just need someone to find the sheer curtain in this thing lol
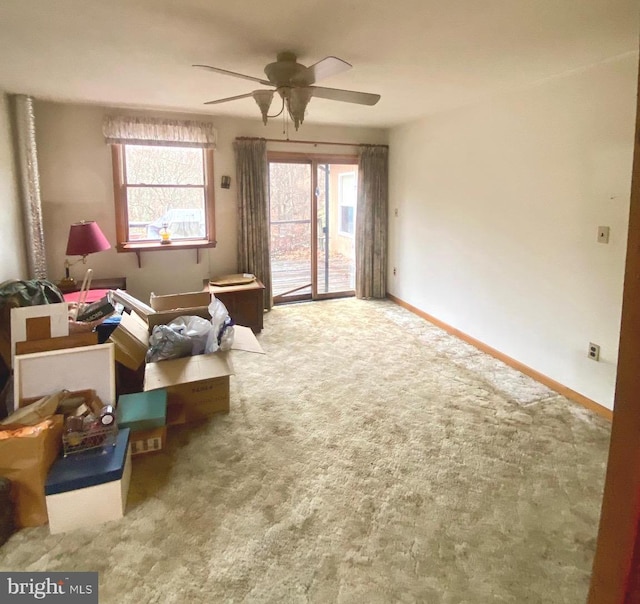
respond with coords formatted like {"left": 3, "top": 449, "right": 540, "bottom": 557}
{"left": 355, "top": 145, "right": 388, "bottom": 299}
{"left": 233, "top": 138, "right": 272, "bottom": 311}
{"left": 103, "top": 115, "right": 217, "bottom": 148}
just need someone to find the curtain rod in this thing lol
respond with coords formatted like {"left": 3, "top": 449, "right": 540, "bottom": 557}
{"left": 235, "top": 136, "right": 388, "bottom": 148}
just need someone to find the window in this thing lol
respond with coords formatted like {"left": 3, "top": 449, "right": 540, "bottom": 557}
{"left": 338, "top": 172, "right": 357, "bottom": 236}
{"left": 111, "top": 143, "right": 216, "bottom": 251}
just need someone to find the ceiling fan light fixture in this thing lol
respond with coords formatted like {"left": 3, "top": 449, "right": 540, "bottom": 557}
{"left": 287, "top": 87, "right": 313, "bottom": 131}
{"left": 252, "top": 90, "right": 275, "bottom": 125}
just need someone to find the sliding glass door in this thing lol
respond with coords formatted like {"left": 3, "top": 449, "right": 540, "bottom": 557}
{"left": 269, "top": 153, "right": 357, "bottom": 304}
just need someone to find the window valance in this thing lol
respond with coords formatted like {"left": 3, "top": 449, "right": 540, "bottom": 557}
{"left": 103, "top": 116, "right": 217, "bottom": 148}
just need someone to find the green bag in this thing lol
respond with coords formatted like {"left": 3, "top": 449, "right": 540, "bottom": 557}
{"left": 0, "top": 279, "right": 65, "bottom": 371}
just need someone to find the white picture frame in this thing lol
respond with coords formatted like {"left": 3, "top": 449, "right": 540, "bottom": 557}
{"left": 13, "top": 343, "right": 115, "bottom": 412}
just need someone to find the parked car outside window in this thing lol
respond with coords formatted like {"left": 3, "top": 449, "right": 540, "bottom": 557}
{"left": 146, "top": 208, "right": 206, "bottom": 240}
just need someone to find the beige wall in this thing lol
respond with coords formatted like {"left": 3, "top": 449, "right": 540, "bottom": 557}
{"left": 388, "top": 53, "right": 638, "bottom": 409}
{"left": 0, "top": 93, "right": 27, "bottom": 282}
{"left": 33, "top": 101, "right": 387, "bottom": 301}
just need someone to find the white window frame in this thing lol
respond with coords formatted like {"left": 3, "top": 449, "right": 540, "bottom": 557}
{"left": 338, "top": 171, "right": 357, "bottom": 237}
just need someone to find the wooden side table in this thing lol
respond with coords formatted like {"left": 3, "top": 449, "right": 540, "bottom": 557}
{"left": 204, "top": 279, "right": 265, "bottom": 333}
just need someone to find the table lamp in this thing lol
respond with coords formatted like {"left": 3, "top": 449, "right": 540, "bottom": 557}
{"left": 59, "top": 221, "right": 111, "bottom": 289}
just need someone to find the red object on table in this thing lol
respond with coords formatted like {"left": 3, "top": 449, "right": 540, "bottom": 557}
{"left": 63, "top": 289, "right": 111, "bottom": 304}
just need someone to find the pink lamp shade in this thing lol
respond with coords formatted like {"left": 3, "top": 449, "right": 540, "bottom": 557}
{"left": 65, "top": 221, "right": 111, "bottom": 257}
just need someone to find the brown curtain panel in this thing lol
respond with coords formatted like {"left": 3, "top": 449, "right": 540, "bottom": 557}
{"left": 356, "top": 145, "right": 388, "bottom": 299}
{"left": 233, "top": 138, "right": 272, "bottom": 311}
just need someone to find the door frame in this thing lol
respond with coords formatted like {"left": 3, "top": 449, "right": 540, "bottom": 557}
{"left": 268, "top": 151, "right": 358, "bottom": 303}
{"left": 588, "top": 57, "right": 640, "bottom": 602}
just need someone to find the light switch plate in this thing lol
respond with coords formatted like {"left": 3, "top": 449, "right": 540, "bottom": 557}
{"left": 597, "top": 226, "right": 610, "bottom": 244}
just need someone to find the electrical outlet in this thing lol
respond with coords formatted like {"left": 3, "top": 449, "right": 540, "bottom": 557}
{"left": 597, "top": 226, "right": 610, "bottom": 244}
{"left": 393, "top": 267, "right": 397, "bottom": 276}
{"left": 588, "top": 342, "right": 600, "bottom": 361}
{"left": 394, "top": 208, "right": 399, "bottom": 217}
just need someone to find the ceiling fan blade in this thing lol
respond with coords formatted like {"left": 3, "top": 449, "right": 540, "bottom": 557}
{"left": 193, "top": 64, "right": 272, "bottom": 87}
{"left": 308, "top": 56, "right": 352, "bottom": 84}
{"left": 204, "top": 92, "right": 256, "bottom": 105}
{"left": 310, "top": 86, "right": 381, "bottom": 106}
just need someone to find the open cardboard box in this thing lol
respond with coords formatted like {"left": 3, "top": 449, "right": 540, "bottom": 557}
{"left": 150, "top": 291, "right": 210, "bottom": 312}
{"left": 109, "top": 291, "right": 264, "bottom": 424}
{"left": 147, "top": 291, "right": 212, "bottom": 331}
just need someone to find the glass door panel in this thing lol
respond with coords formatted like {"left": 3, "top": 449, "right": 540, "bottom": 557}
{"left": 269, "top": 162, "right": 313, "bottom": 303}
{"left": 315, "top": 163, "right": 357, "bottom": 297}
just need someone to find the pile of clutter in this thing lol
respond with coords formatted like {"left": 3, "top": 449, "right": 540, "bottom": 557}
{"left": 0, "top": 282, "right": 263, "bottom": 539}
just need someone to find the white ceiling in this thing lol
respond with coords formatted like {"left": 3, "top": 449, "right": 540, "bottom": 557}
{"left": 0, "top": 0, "right": 637, "bottom": 129}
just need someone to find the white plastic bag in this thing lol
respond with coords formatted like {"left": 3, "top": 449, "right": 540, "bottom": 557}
{"left": 146, "top": 299, "right": 234, "bottom": 362}
{"left": 146, "top": 315, "right": 215, "bottom": 362}
{"left": 146, "top": 324, "right": 192, "bottom": 362}
{"left": 208, "top": 296, "right": 235, "bottom": 352}
{"left": 167, "top": 315, "right": 214, "bottom": 355}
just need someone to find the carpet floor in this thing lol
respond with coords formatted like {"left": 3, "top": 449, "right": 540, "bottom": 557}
{"left": 1, "top": 298, "right": 611, "bottom": 603}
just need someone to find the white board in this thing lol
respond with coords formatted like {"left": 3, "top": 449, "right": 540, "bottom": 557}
{"left": 10, "top": 303, "right": 69, "bottom": 366}
{"left": 13, "top": 343, "right": 115, "bottom": 413}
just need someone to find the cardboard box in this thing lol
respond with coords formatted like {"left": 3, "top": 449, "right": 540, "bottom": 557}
{"left": 44, "top": 428, "right": 131, "bottom": 534}
{"left": 130, "top": 426, "right": 166, "bottom": 456}
{"left": 150, "top": 291, "right": 211, "bottom": 312}
{"left": 108, "top": 293, "right": 264, "bottom": 423}
{"left": 148, "top": 291, "right": 212, "bottom": 333}
{"left": 144, "top": 349, "right": 233, "bottom": 419}
{"left": 160, "top": 374, "right": 230, "bottom": 419}
{"left": 166, "top": 403, "right": 186, "bottom": 426}
{"left": 110, "top": 311, "right": 149, "bottom": 371}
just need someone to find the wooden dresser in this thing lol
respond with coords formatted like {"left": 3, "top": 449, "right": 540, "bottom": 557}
{"left": 204, "top": 279, "right": 265, "bottom": 333}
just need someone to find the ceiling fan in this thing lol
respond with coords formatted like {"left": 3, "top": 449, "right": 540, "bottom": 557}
{"left": 193, "top": 52, "right": 381, "bottom": 130}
